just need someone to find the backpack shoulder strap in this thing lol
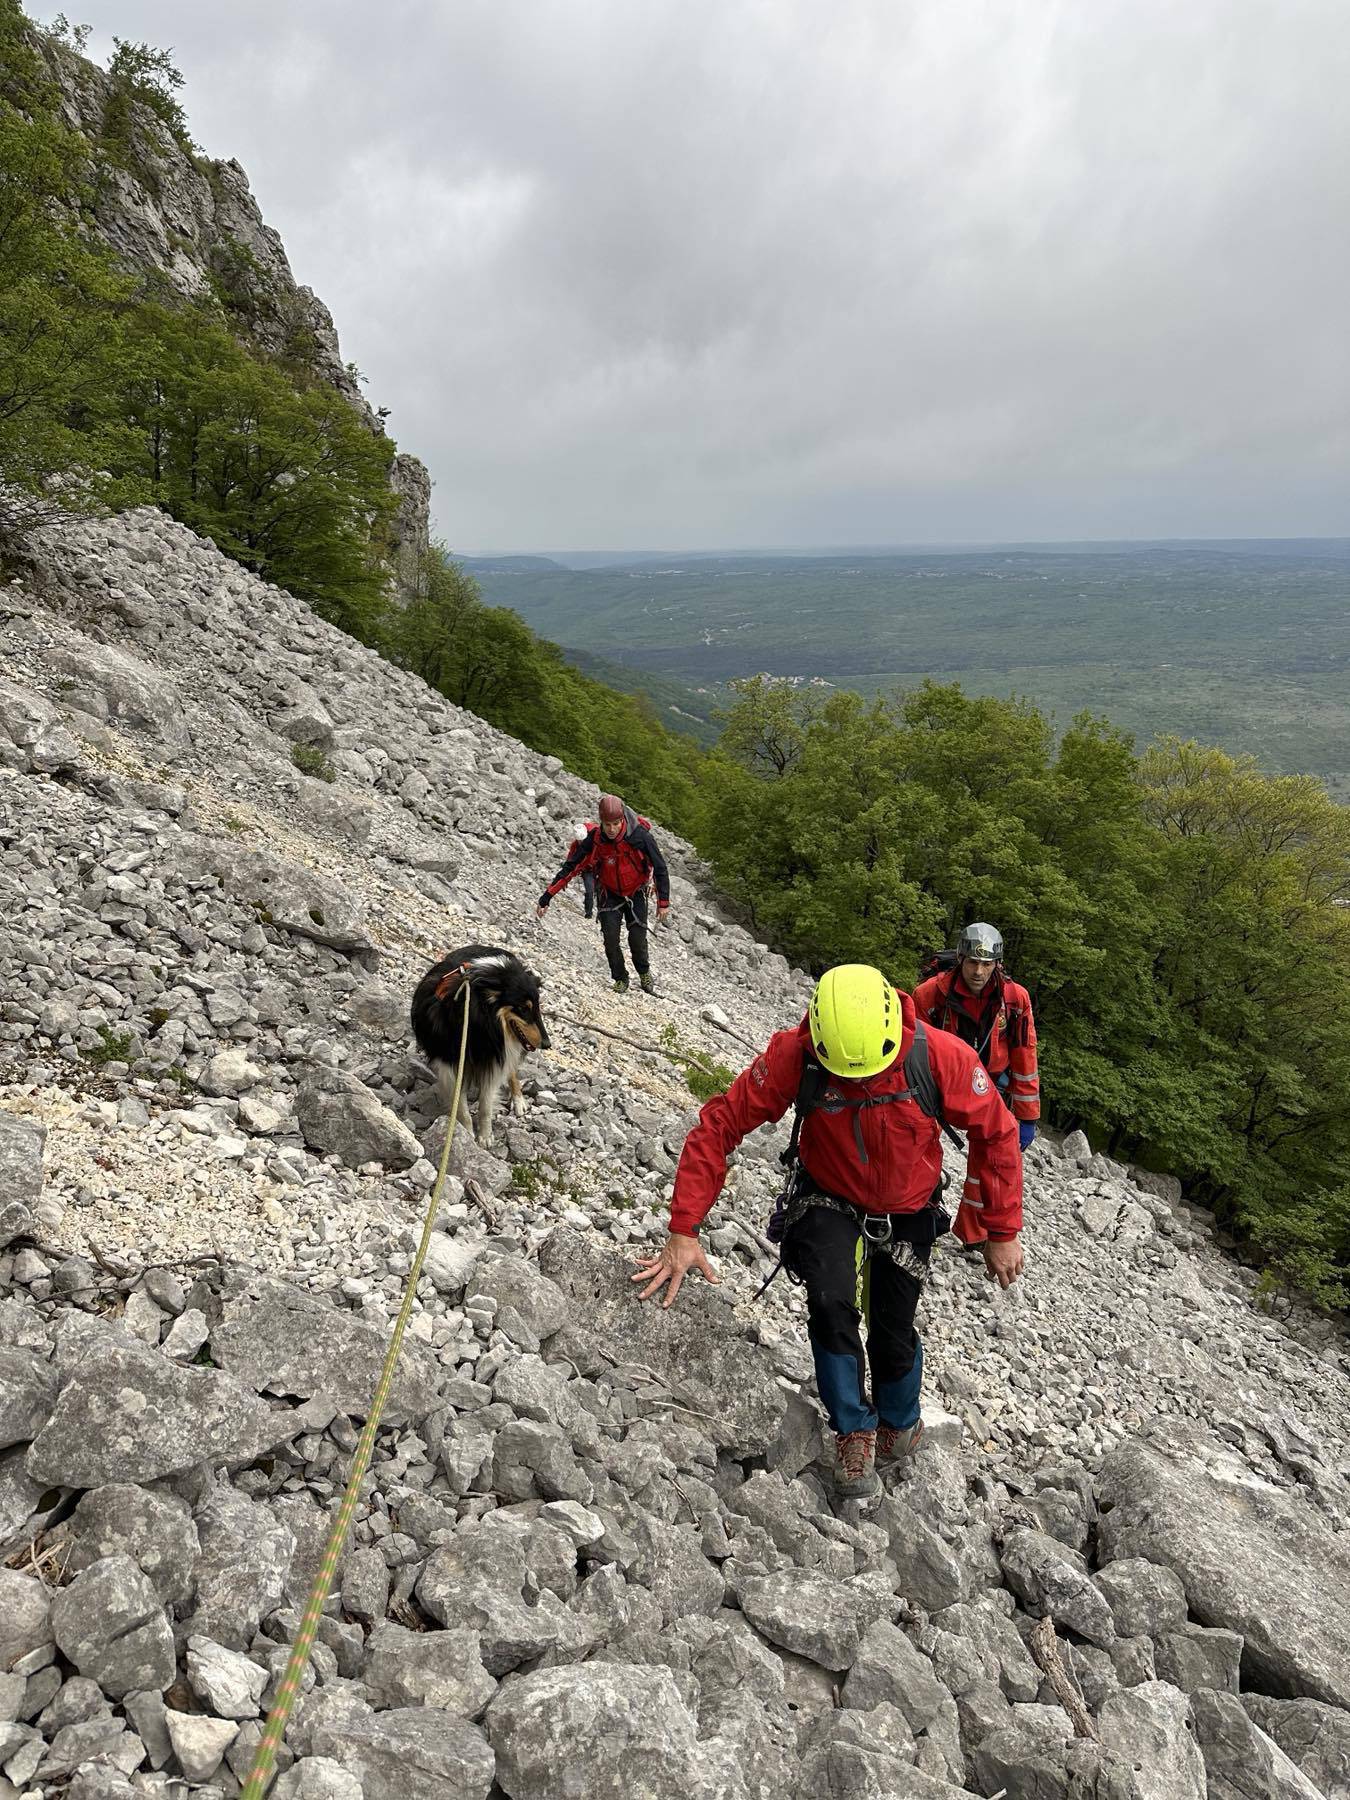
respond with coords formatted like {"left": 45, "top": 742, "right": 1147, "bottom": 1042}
{"left": 903, "top": 1021, "right": 966, "bottom": 1151}
{"left": 780, "top": 1054, "right": 828, "bottom": 1169}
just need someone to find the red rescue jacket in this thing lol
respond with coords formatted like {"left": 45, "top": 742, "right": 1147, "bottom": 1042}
{"left": 669, "top": 991, "right": 1022, "bottom": 1242}
{"left": 543, "top": 806, "right": 671, "bottom": 906}
{"left": 913, "top": 969, "right": 1040, "bottom": 1122}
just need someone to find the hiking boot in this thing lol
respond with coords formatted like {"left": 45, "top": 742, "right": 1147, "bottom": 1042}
{"left": 612, "top": 977, "right": 630, "bottom": 995}
{"left": 877, "top": 1419, "right": 925, "bottom": 1464}
{"left": 832, "top": 1429, "right": 879, "bottom": 1499}
{"left": 639, "top": 972, "right": 656, "bottom": 994}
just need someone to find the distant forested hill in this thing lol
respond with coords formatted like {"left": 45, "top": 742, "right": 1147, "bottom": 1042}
{"left": 467, "top": 541, "right": 1350, "bottom": 797}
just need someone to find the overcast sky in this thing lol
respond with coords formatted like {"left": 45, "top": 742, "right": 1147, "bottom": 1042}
{"left": 63, "top": 0, "right": 1350, "bottom": 552}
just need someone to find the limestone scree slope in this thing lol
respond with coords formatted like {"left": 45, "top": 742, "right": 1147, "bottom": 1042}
{"left": 1, "top": 503, "right": 1349, "bottom": 1798}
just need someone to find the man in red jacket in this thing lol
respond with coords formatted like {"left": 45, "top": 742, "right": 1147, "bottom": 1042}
{"left": 914, "top": 922, "right": 1040, "bottom": 1164}
{"left": 538, "top": 794, "right": 671, "bottom": 994}
{"left": 633, "top": 964, "right": 1023, "bottom": 1499}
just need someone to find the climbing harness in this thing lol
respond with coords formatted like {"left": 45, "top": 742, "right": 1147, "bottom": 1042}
{"left": 756, "top": 1022, "right": 958, "bottom": 1300}
{"left": 241, "top": 976, "right": 474, "bottom": 1800}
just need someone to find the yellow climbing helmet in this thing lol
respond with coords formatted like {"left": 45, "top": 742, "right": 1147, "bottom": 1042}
{"left": 808, "top": 964, "right": 902, "bottom": 1079}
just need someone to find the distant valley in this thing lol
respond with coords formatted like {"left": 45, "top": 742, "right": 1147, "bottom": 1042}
{"left": 464, "top": 540, "right": 1350, "bottom": 797}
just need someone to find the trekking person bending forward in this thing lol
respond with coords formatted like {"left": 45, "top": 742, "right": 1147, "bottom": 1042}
{"left": 634, "top": 964, "right": 1023, "bottom": 1498}
{"left": 537, "top": 794, "right": 671, "bottom": 994}
{"left": 914, "top": 921, "right": 1040, "bottom": 1161}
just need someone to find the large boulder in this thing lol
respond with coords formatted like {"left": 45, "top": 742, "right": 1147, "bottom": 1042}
{"left": 50, "top": 1555, "right": 176, "bottom": 1698}
{"left": 47, "top": 640, "right": 188, "bottom": 744}
{"left": 295, "top": 1068, "right": 421, "bottom": 1169}
{"left": 485, "top": 1663, "right": 744, "bottom": 1799}
{"left": 1098, "top": 1682, "right": 1207, "bottom": 1799}
{"left": 0, "top": 1111, "right": 44, "bottom": 1214}
{"left": 1098, "top": 1427, "right": 1350, "bottom": 1706}
{"left": 208, "top": 1271, "right": 440, "bottom": 1424}
{"left": 0, "top": 1345, "right": 59, "bottom": 1451}
{"left": 736, "top": 1569, "right": 892, "bottom": 1671}
{"left": 538, "top": 1228, "right": 788, "bottom": 1455}
{"left": 0, "top": 678, "right": 79, "bottom": 774}
{"left": 26, "top": 1319, "right": 287, "bottom": 1487}
{"left": 1241, "top": 1696, "right": 1350, "bottom": 1798}
{"left": 1193, "top": 1689, "right": 1327, "bottom": 1799}
{"left": 312, "top": 1707, "right": 494, "bottom": 1800}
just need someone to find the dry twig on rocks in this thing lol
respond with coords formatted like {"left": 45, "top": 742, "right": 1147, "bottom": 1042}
{"left": 1029, "top": 1614, "right": 1098, "bottom": 1740}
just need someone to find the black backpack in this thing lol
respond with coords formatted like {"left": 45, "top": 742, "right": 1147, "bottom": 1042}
{"left": 780, "top": 1020, "right": 964, "bottom": 1169}
{"left": 917, "top": 946, "right": 961, "bottom": 985}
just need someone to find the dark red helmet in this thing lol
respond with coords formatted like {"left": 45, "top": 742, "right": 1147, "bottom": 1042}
{"left": 598, "top": 794, "right": 625, "bottom": 824}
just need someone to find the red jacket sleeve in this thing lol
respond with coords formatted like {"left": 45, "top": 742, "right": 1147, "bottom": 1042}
{"left": 926, "top": 1029, "right": 1024, "bottom": 1241}
{"left": 1005, "top": 981, "right": 1040, "bottom": 1121}
{"left": 542, "top": 829, "right": 598, "bottom": 903}
{"left": 668, "top": 1027, "right": 804, "bottom": 1236}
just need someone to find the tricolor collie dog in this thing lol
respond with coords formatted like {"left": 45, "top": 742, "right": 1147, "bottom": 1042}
{"left": 411, "top": 946, "right": 551, "bottom": 1147}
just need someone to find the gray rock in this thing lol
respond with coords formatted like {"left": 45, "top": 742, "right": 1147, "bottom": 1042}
{"left": 1000, "top": 1528, "right": 1116, "bottom": 1647}
{"left": 475, "top": 1250, "right": 571, "bottom": 1341}
{"left": 209, "top": 1272, "right": 440, "bottom": 1424}
{"left": 0, "top": 1568, "right": 52, "bottom": 1665}
{"left": 1094, "top": 1557, "right": 1188, "bottom": 1638}
{"left": 877, "top": 1490, "right": 965, "bottom": 1612}
{"left": 936, "top": 1601, "right": 1041, "bottom": 1704}
{"left": 492, "top": 1418, "right": 593, "bottom": 1504}
{"left": 539, "top": 1229, "right": 786, "bottom": 1453}
{"left": 199, "top": 1049, "right": 264, "bottom": 1097}
{"left": 737, "top": 1569, "right": 891, "bottom": 1671}
{"left": 422, "top": 1232, "right": 481, "bottom": 1295}
{"left": 185, "top": 1637, "right": 268, "bottom": 1719}
{"left": 340, "top": 1544, "right": 390, "bottom": 1625}
{"left": 486, "top": 1663, "right": 743, "bottom": 1799}
{"left": 183, "top": 1485, "right": 295, "bottom": 1650}
{"left": 0, "top": 1112, "right": 44, "bottom": 1213}
{"left": 50, "top": 1555, "right": 175, "bottom": 1698}
{"left": 363, "top": 1623, "right": 495, "bottom": 1717}
{"left": 295, "top": 1067, "right": 420, "bottom": 1168}
{"left": 274, "top": 1756, "right": 364, "bottom": 1800}
{"left": 1192, "top": 1689, "right": 1326, "bottom": 1799}
{"left": 626, "top": 1517, "right": 724, "bottom": 1625}
{"left": 418, "top": 1529, "right": 564, "bottom": 1675}
{"left": 1061, "top": 1129, "right": 1091, "bottom": 1162}
{"left": 1153, "top": 1625, "right": 1244, "bottom": 1695}
{"left": 1098, "top": 1427, "right": 1350, "bottom": 1706}
{"left": 163, "top": 1708, "right": 238, "bottom": 1782}
{"left": 66, "top": 1484, "right": 201, "bottom": 1605}
{"left": 1241, "top": 1696, "right": 1350, "bottom": 1798}
{"left": 842, "top": 1620, "right": 954, "bottom": 1736}
{"left": 0, "top": 678, "right": 79, "bottom": 773}
{"left": 1098, "top": 1682, "right": 1206, "bottom": 1798}
{"left": 0, "top": 1346, "right": 59, "bottom": 1451}
{"left": 0, "top": 1200, "right": 33, "bottom": 1253}
{"left": 26, "top": 1322, "right": 282, "bottom": 1486}
{"left": 313, "top": 1706, "right": 495, "bottom": 1800}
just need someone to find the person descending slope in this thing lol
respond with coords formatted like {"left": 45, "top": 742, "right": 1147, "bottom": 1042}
{"left": 914, "top": 922, "right": 1040, "bottom": 1167}
{"left": 538, "top": 794, "right": 671, "bottom": 994}
{"left": 633, "top": 965, "right": 1023, "bottom": 1498}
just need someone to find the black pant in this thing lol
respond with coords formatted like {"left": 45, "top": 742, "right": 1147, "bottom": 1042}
{"left": 582, "top": 869, "right": 597, "bottom": 917}
{"left": 598, "top": 889, "right": 648, "bottom": 980}
{"left": 783, "top": 1197, "right": 935, "bottom": 1435}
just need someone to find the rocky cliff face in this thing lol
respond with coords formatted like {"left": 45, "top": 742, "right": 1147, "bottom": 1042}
{"left": 0, "top": 506, "right": 1348, "bottom": 1796}
{"left": 35, "top": 29, "right": 432, "bottom": 593}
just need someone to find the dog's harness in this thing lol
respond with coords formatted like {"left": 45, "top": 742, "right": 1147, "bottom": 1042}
{"left": 433, "top": 960, "right": 476, "bottom": 1001}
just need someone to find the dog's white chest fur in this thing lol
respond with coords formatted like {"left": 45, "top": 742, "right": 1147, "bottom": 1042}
{"left": 434, "top": 1030, "right": 526, "bottom": 1147}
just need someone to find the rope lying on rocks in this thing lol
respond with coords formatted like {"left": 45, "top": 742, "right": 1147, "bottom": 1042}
{"left": 240, "top": 978, "right": 473, "bottom": 1800}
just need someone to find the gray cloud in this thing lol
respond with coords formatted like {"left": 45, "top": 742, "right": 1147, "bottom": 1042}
{"left": 67, "top": 0, "right": 1350, "bottom": 549}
